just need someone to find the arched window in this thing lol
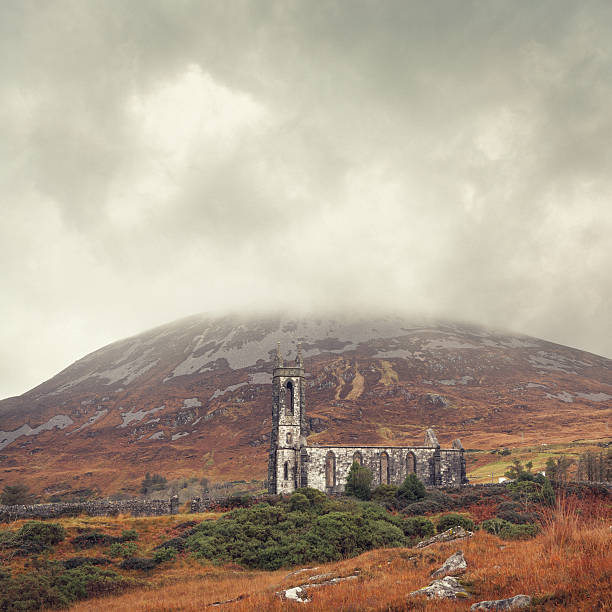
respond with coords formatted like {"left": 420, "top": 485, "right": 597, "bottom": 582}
{"left": 325, "top": 451, "right": 336, "bottom": 489}
{"left": 380, "top": 452, "right": 389, "bottom": 485}
{"left": 285, "top": 380, "right": 294, "bottom": 415}
{"left": 284, "top": 462, "right": 289, "bottom": 480}
{"left": 352, "top": 451, "right": 363, "bottom": 465}
{"left": 286, "top": 432, "right": 292, "bottom": 445}
{"left": 406, "top": 452, "right": 416, "bottom": 475}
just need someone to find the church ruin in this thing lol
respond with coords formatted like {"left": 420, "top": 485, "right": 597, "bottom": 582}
{"left": 267, "top": 345, "right": 468, "bottom": 495}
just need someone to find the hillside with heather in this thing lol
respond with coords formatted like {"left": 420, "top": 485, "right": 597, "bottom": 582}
{"left": 0, "top": 314, "right": 610, "bottom": 497}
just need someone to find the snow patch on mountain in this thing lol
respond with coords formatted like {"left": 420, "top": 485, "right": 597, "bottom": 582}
{"left": 66, "top": 409, "right": 108, "bottom": 435}
{"left": 119, "top": 405, "right": 165, "bottom": 428}
{"left": 0, "top": 415, "right": 74, "bottom": 449}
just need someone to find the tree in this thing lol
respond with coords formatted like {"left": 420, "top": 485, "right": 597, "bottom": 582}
{"left": 140, "top": 473, "right": 167, "bottom": 495}
{"left": 505, "top": 459, "right": 534, "bottom": 481}
{"left": 344, "top": 462, "right": 373, "bottom": 500}
{"left": 1, "top": 484, "right": 35, "bottom": 505}
{"left": 397, "top": 474, "right": 426, "bottom": 504}
{"left": 545, "top": 456, "right": 573, "bottom": 483}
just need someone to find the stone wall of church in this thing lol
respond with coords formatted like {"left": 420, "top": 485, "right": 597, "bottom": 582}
{"left": 300, "top": 445, "right": 464, "bottom": 494}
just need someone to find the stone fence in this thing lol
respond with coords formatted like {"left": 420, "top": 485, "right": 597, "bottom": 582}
{"left": 0, "top": 495, "right": 180, "bottom": 523}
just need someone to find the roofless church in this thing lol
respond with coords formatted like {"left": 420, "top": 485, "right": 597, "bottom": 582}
{"left": 267, "top": 345, "right": 468, "bottom": 495}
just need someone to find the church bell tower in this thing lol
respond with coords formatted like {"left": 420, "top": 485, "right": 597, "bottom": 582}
{"left": 267, "top": 343, "right": 306, "bottom": 494}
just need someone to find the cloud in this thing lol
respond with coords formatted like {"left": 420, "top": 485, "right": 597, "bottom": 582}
{"left": 1, "top": 1, "right": 611, "bottom": 398}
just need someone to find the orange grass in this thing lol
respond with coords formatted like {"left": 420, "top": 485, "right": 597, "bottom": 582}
{"left": 65, "top": 502, "right": 612, "bottom": 612}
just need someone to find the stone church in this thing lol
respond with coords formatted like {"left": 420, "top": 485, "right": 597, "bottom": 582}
{"left": 267, "top": 345, "right": 468, "bottom": 495}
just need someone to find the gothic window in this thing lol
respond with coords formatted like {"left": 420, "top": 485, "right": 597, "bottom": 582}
{"left": 352, "top": 451, "right": 362, "bottom": 465}
{"left": 285, "top": 380, "right": 294, "bottom": 415}
{"left": 406, "top": 452, "right": 416, "bottom": 475}
{"left": 380, "top": 452, "right": 389, "bottom": 485}
{"left": 325, "top": 451, "right": 336, "bottom": 489}
{"left": 286, "top": 432, "right": 292, "bottom": 445}
{"left": 284, "top": 462, "right": 289, "bottom": 480}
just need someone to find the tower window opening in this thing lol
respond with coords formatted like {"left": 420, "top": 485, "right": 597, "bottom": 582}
{"left": 285, "top": 380, "right": 294, "bottom": 415}
{"left": 286, "top": 432, "right": 292, "bottom": 445}
{"left": 284, "top": 462, "right": 289, "bottom": 480}
{"left": 353, "top": 451, "right": 362, "bottom": 465}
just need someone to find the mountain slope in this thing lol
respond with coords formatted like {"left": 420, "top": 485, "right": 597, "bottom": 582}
{"left": 0, "top": 314, "right": 610, "bottom": 496}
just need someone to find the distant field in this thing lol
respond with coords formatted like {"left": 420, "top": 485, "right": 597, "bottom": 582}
{"left": 466, "top": 440, "right": 609, "bottom": 483}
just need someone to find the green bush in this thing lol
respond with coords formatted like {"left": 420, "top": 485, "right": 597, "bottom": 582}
{"left": 71, "top": 531, "right": 119, "bottom": 550}
{"left": 371, "top": 484, "right": 398, "bottom": 506}
{"left": 108, "top": 541, "right": 138, "bottom": 558}
{"left": 62, "top": 557, "right": 111, "bottom": 569}
{"left": 119, "top": 557, "right": 157, "bottom": 571}
{"left": 344, "top": 462, "right": 373, "bottom": 500}
{"left": 120, "top": 529, "right": 138, "bottom": 541}
{"left": 0, "top": 562, "right": 130, "bottom": 611}
{"left": 153, "top": 547, "right": 177, "bottom": 564}
{"left": 436, "top": 513, "right": 474, "bottom": 533}
{"left": 396, "top": 474, "right": 426, "bottom": 504}
{"left": 403, "top": 499, "right": 442, "bottom": 515}
{"left": 401, "top": 516, "right": 435, "bottom": 542}
{"left": 481, "top": 518, "right": 539, "bottom": 540}
{"left": 3, "top": 522, "right": 67, "bottom": 555}
{"left": 187, "top": 496, "right": 408, "bottom": 570}
{"left": 289, "top": 492, "right": 310, "bottom": 512}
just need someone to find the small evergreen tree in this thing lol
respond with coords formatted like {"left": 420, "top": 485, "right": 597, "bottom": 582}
{"left": 396, "top": 473, "right": 426, "bottom": 504}
{"left": 344, "top": 462, "right": 373, "bottom": 500}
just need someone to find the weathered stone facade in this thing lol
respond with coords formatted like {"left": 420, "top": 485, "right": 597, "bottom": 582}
{"left": 268, "top": 346, "right": 467, "bottom": 494}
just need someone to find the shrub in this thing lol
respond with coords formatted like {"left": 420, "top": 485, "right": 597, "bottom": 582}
{"left": 109, "top": 541, "right": 138, "bottom": 558}
{"left": 345, "top": 462, "right": 373, "bottom": 500}
{"left": 154, "top": 537, "right": 187, "bottom": 552}
{"left": 7, "top": 522, "right": 67, "bottom": 555}
{"left": 187, "top": 496, "right": 407, "bottom": 570}
{"left": 120, "top": 529, "right": 138, "bottom": 541}
{"left": 396, "top": 474, "right": 426, "bottom": 504}
{"left": 153, "top": 547, "right": 177, "bottom": 564}
{"left": 62, "top": 557, "right": 111, "bottom": 569}
{"left": 289, "top": 492, "right": 310, "bottom": 512}
{"left": 0, "top": 562, "right": 130, "bottom": 611}
{"left": 119, "top": 557, "right": 157, "bottom": 571}
{"left": 403, "top": 499, "right": 442, "bottom": 515}
{"left": 71, "top": 532, "right": 119, "bottom": 550}
{"left": 401, "top": 516, "right": 435, "bottom": 541}
{"left": 496, "top": 509, "right": 540, "bottom": 525}
{"left": 372, "top": 484, "right": 398, "bottom": 506}
{"left": 481, "top": 518, "right": 539, "bottom": 540}
{"left": 423, "top": 489, "right": 455, "bottom": 510}
{"left": 436, "top": 513, "right": 474, "bottom": 532}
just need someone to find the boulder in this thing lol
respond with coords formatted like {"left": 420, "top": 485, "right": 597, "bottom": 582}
{"left": 416, "top": 526, "right": 473, "bottom": 548}
{"left": 431, "top": 551, "right": 467, "bottom": 578}
{"left": 410, "top": 576, "right": 469, "bottom": 599}
{"left": 470, "top": 595, "right": 531, "bottom": 610}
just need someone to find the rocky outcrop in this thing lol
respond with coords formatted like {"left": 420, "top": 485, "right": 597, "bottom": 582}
{"left": 431, "top": 551, "right": 467, "bottom": 578}
{"left": 276, "top": 570, "right": 361, "bottom": 603}
{"left": 416, "top": 526, "right": 473, "bottom": 548}
{"left": 410, "top": 576, "right": 469, "bottom": 599}
{"left": 470, "top": 595, "right": 532, "bottom": 610}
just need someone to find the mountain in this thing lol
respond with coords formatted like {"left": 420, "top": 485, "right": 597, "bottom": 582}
{"left": 0, "top": 314, "right": 610, "bottom": 497}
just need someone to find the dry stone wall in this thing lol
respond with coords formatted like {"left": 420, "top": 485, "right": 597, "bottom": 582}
{"left": 0, "top": 496, "right": 179, "bottom": 522}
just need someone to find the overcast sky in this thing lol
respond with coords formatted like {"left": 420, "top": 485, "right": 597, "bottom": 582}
{"left": 1, "top": 1, "right": 611, "bottom": 400}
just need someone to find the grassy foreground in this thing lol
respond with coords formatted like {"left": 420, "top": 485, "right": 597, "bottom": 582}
{"left": 0, "top": 490, "right": 610, "bottom": 611}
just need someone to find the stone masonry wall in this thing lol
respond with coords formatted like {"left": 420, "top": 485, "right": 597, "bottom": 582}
{"left": 302, "top": 446, "right": 463, "bottom": 494}
{"left": 0, "top": 497, "right": 179, "bottom": 523}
